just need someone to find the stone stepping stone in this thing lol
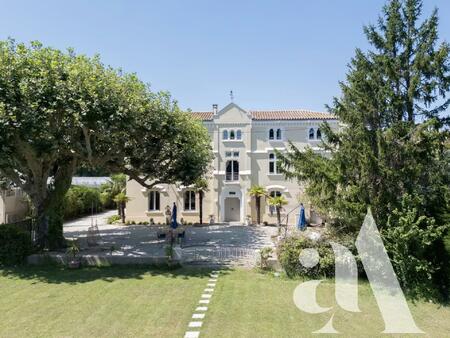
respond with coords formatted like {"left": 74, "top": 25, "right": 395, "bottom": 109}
{"left": 184, "top": 332, "right": 200, "bottom": 338}
{"left": 201, "top": 294, "right": 212, "bottom": 299}
{"left": 192, "top": 313, "right": 205, "bottom": 319}
{"left": 199, "top": 299, "right": 210, "bottom": 304}
{"left": 189, "top": 321, "right": 203, "bottom": 328}
{"left": 196, "top": 306, "right": 208, "bottom": 311}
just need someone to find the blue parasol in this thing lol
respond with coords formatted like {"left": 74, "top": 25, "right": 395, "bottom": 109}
{"left": 297, "top": 204, "right": 306, "bottom": 231}
{"left": 171, "top": 203, "right": 178, "bottom": 229}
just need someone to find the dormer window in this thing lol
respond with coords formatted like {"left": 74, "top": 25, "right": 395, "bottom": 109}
{"left": 309, "top": 128, "right": 315, "bottom": 140}
{"left": 230, "top": 130, "right": 235, "bottom": 140}
{"left": 269, "top": 129, "right": 274, "bottom": 140}
{"left": 223, "top": 130, "right": 228, "bottom": 140}
{"left": 236, "top": 129, "right": 242, "bottom": 140}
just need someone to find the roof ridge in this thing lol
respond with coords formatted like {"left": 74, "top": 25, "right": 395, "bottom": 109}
{"left": 189, "top": 109, "right": 336, "bottom": 121}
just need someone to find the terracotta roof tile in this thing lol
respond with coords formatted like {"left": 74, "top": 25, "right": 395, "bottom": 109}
{"left": 191, "top": 112, "right": 214, "bottom": 120}
{"left": 190, "top": 109, "right": 336, "bottom": 121}
{"left": 250, "top": 110, "right": 336, "bottom": 120}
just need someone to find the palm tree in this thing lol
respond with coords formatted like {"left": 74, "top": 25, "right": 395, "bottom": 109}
{"left": 113, "top": 192, "right": 130, "bottom": 223}
{"left": 194, "top": 178, "right": 209, "bottom": 224}
{"left": 249, "top": 185, "right": 267, "bottom": 225}
{"left": 268, "top": 195, "right": 288, "bottom": 231}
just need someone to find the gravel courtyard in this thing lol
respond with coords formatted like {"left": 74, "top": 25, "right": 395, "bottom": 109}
{"left": 63, "top": 210, "right": 277, "bottom": 266}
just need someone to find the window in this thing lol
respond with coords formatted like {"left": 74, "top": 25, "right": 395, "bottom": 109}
{"left": 184, "top": 190, "right": 196, "bottom": 211}
{"left": 236, "top": 129, "right": 242, "bottom": 140}
{"left": 148, "top": 191, "right": 160, "bottom": 211}
{"left": 309, "top": 128, "right": 315, "bottom": 140}
{"left": 316, "top": 128, "right": 322, "bottom": 140}
{"left": 226, "top": 160, "right": 239, "bottom": 181}
{"left": 276, "top": 128, "right": 282, "bottom": 140}
{"left": 223, "top": 130, "right": 228, "bottom": 140}
{"left": 225, "top": 151, "right": 239, "bottom": 158}
{"left": 269, "top": 153, "right": 277, "bottom": 174}
{"left": 269, "top": 128, "right": 274, "bottom": 140}
{"left": 229, "top": 130, "right": 235, "bottom": 140}
{"left": 270, "top": 190, "right": 282, "bottom": 198}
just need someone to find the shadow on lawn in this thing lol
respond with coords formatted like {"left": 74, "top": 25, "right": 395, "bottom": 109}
{"left": 0, "top": 264, "right": 231, "bottom": 285}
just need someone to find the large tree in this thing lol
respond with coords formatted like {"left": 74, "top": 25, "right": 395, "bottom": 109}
{"left": 0, "top": 40, "right": 212, "bottom": 248}
{"left": 278, "top": 0, "right": 450, "bottom": 298}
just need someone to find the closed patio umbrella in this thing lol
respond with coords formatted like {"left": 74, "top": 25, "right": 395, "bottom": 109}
{"left": 171, "top": 202, "right": 178, "bottom": 229}
{"left": 297, "top": 203, "right": 306, "bottom": 231}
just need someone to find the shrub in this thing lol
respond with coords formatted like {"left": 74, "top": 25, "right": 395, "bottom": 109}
{"left": 383, "top": 194, "right": 449, "bottom": 300}
{"left": 63, "top": 185, "right": 103, "bottom": 219}
{"left": 278, "top": 236, "right": 334, "bottom": 278}
{"left": 0, "top": 224, "right": 33, "bottom": 265}
{"left": 107, "top": 215, "right": 121, "bottom": 224}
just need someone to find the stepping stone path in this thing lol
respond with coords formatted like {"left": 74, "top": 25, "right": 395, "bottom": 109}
{"left": 184, "top": 270, "right": 220, "bottom": 338}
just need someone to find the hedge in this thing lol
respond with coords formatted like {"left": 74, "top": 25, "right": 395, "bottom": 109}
{"left": 0, "top": 224, "right": 33, "bottom": 265}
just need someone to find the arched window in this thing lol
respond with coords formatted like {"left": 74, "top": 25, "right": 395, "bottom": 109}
{"left": 230, "top": 130, "right": 235, "bottom": 140}
{"left": 226, "top": 160, "right": 239, "bottom": 181}
{"left": 223, "top": 130, "right": 228, "bottom": 140}
{"left": 316, "top": 128, "right": 322, "bottom": 140}
{"left": 269, "top": 153, "right": 277, "bottom": 174}
{"left": 276, "top": 128, "right": 282, "bottom": 140}
{"left": 309, "top": 128, "right": 315, "bottom": 140}
{"left": 269, "top": 128, "right": 274, "bottom": 140}
{"left": 148, "top": 191, "right": 160, "bottom": 211}
{"left": 184, "top": 190, "right": 196, "bottom": 211}
{"left": 236, "top": 129, "right": 242, "bottom": 140}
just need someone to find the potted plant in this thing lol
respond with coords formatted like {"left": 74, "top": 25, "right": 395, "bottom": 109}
{"left": 245, "top": 214, "right": 252, "bottom": 226}
{"left": 66, "top": 242, "right": 81, "bottom": 269}
{"left": 259, "top": 247, "right": 273, "bottom": 270}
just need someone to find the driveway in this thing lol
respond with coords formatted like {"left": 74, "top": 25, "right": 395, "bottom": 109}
{"left": 63, "top": 211, "right": 278, "bottom": 266}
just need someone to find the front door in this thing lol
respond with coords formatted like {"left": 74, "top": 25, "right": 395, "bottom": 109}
{"left": 224, "top": 197, "right": 240, "bottom": 222}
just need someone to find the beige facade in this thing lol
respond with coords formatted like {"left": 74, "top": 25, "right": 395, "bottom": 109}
{"left": 0, "top": 188, "right": 28, "bottom": 224}
{"left": 126, "top": 103, "right": 338, "bottom": 225}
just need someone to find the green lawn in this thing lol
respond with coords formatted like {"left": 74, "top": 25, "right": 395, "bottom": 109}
{"left": 0, "top": 266, "right": 449, "bottom": 337}
{"left": 203, "top": 270, "right": 450, "bottom": 338}
{"left": 0, "top": 266, "right": 209, "bottom": 337}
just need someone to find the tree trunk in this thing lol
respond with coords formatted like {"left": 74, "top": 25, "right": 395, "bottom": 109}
{"left": 31, "top": 160, "right": 76, "bottom": 249}
{"left": 276, "top": 207, "right": 281, "bottom": 233}
{"left": 117, "top": 203, "right": 121, "bottom": 216}
{"left": 199, "top": 191, "right": 203, "bottom": 225}
{"left": 256, "top": 196, "right": 261, "bottom": 225}
{"left": 121, "top": 202, "right": 126, "bottom": 223}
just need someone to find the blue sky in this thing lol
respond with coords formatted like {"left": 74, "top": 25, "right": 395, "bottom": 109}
{"left": 1, "top": 0, "right": 449, "bottom": 112}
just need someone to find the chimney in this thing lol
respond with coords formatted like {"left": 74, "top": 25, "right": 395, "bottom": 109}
{"left": 212, "top": 104, "right": 218, "bottom": 115}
